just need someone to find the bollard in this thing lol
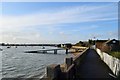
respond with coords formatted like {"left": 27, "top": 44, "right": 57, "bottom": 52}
{"left": 65, "top": 57, "right": 73, "bottom": 70}
{"left": 47, "top": 64, "right": 61, "bottom": 80}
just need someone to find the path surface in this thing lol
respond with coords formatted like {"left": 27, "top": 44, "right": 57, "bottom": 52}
{"left": 75, "top": 49, "right": 115, "bottom": 79}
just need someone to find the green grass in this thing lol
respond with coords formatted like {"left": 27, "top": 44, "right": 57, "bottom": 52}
{"left": 109, "top": 51, "right": 120, "bottom": 59}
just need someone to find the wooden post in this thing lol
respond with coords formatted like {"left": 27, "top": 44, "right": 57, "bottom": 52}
{"left": 54, "top": 50, "right": 57, "bottom": 54}
{"left": 47, "top": 64, "right": 61, "bottom": 80}
{"left": 66, "top": 49, "right": 68, "bottom": 54}
{"left": 65, "top": 57, "right": 73, "bottom": 70}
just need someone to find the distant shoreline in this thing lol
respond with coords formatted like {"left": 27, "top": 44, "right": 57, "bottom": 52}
{"left": 0, "top": 44, "right": 58, "bottom": 46}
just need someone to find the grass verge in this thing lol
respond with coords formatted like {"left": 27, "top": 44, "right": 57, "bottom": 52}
{"left": 109, "top": 51, "right": 120, "bottom": 59}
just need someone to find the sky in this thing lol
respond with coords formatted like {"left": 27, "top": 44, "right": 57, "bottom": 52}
{"left": 0, "top": 2, "right": 118, "bottom": 44}
{"left": 1, "top": 0, "right": 120, "bottom": 2}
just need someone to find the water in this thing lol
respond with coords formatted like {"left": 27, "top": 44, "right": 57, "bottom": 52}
{"left": 0, "top": 46, "right": 73, "bottom": 79}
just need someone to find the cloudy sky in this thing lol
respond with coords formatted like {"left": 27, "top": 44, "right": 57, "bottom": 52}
{"left": 0, "top": 2, "right": 118, "bottom": 44}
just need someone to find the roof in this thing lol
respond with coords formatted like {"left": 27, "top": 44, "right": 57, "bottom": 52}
{"left": 105, "top": 39, "right": 118, "bottom": 44}
{"left": 104, "top": 40, "right": 111, "bottom": 44}
{"left": 95, "top": 40, "right": 108, "bottom": 42}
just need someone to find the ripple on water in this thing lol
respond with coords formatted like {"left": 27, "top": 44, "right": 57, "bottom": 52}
{"left": 2, "top": 71, "right": 8, "bottom": 75}
{"left": 35, "top": 66, "right": 45, "bottom": 71}
{"left": 1, "top": 46, "right": 73, "bottom": 78}
{"left": 2, "top": 66, "right": 15, "bottom": 70}
{"left": 12, "top": 56, "right": 19, "bottom": 59}
{"left": 6, "top": 67, "right": 16, "bottom": 71}
{"left": 27, "top": 71, "right": 45, "bottom": 79}
{"left": 16, "top": 74, "right": 26, "bottom": 78}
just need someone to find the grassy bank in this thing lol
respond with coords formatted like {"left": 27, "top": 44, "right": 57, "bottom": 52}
{"left": 109, "top": 51, "right": 120, "bottom": 59}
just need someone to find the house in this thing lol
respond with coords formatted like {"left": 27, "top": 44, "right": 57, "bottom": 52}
{"left": 102, "top": 39, "right": 120, "bottom": 52}
{"left": 95, "top": 40, "right": 108, "bottom": 50}
{"left": 57, "top": 44, "right": 65, "bottom": 47}
{"left": 96, "top": 39, "right": 120, "bottom": 53}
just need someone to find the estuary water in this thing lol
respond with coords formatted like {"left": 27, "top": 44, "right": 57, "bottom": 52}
{"left": 0, "top": 46, "right": 73, "bottom": 79}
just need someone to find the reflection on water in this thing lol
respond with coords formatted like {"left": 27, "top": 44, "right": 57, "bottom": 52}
{"left": 1, "top": 46, "right": 73, "bottom": 78}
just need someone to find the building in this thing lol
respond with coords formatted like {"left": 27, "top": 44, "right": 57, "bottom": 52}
{"left": 95, "top": 40, "right": 108, "bottom": 50}
{"left": 96, "top": 39, "right": 120, "bottom": 53}
{"left": 57, "top": 43, "right": 72, "bottom": 49}
{"left": 102, "top": 39, "right": 120, "bottom": 52}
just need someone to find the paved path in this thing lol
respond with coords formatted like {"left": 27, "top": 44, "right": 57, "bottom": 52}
{"left": 75, "top": 49, "right": 115, "bottom": 79}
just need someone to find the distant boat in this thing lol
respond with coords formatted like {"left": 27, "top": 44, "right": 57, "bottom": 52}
{"left": 0, "top": 48, "right": 3, "bottom": 51}
{"left": 7, "top": 46, "right": 11, "bottom": 48}
{"left": 42, "top": 46, "right": 45, "bottom": 49}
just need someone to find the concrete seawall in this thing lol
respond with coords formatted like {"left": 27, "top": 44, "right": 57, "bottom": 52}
{"left": 44, "top": 48, "right": 89, "bottom": 80}
{"left": 96, "top": 48, "right": 120, "bottom": 78}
